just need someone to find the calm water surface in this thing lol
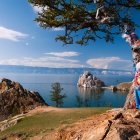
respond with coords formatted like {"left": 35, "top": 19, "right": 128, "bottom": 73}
{"left": 0, "top": 73, "right": 134, "bottom": 108}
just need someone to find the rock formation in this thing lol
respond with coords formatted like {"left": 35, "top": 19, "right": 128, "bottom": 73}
{"left": 77, "top": 71, "right": 105, "bottom": 88}
{"left": 117, "top": 82, "right": 132, "bottom": 91}
{"left": 54, "top": 109, "right": 140, "bottom": 140}
{"left": 0, "top": 78, "right": 47, "bottom": 121}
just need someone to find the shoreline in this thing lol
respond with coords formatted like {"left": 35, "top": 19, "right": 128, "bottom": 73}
{"left": 101, "top": 81, "right": 132, "bottom": 92}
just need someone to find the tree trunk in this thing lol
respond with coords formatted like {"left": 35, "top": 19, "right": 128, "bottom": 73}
{"left": 124, "top": 85, "right": 135, "bottom": 109}
{"left": 121, "top": 25, "right": 140, "bottom": 110}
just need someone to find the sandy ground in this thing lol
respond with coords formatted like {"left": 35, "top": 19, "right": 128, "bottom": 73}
{"left": 30, "top": 109, "right": 122, "bottom": 140}
{"left": 27, "top": 106, "right": 64, "bottom": 116}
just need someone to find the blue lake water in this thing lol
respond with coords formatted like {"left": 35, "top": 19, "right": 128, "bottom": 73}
{"left": 0, "top": 73, "right": 134, "bottom": 108}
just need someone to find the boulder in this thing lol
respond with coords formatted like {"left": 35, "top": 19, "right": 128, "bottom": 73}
{"left": 77, "top": 71, "right": 105, "bottom": 88}
{"left": 0, "top": 78, "right": 47, "bottom": 121}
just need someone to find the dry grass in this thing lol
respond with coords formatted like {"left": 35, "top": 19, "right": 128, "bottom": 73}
{"left": 0, "top": 107, "right": 111, "bottom": 139}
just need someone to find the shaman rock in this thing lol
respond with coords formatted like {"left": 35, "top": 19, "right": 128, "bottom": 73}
{"left": 77, "top": 71, "right": 105, "bottom": 88}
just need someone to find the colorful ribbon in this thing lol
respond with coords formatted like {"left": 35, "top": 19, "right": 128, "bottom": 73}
{"left": 122, "top": 25, "right": 140, "bottom": 109}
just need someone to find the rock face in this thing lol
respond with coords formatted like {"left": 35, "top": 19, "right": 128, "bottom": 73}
{"left": 77, "top": 71, "right": 105, "bottom": 88}
{"left": 0, "top": 78, "right": 47, "bottom": 121}
{"left": 54, "top": 109, "right": 140, "bottom": 140}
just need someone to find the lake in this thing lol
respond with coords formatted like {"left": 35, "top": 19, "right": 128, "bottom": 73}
{"left": 0, "top": 73, "right": 134, "bottom": 108}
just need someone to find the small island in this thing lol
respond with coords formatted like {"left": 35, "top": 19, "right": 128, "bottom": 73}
{"left": 77, "top": 71, "right": 105, "bottom": 88}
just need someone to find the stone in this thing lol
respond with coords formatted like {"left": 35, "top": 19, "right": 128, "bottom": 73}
{"left": 77, "top": 71, "right": 105, "bottom": 88}
{"left": 54, "top": 109, "right": 140, "bottom": 140}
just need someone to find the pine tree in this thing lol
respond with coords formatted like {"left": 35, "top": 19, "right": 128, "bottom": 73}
{"left": 50, "top": 83, "right": 66, "bottom": 107}
{"left": 29, "top": 0, "right": 140, "bottom": 45}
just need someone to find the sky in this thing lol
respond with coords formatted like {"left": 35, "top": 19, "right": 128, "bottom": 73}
{"left": 0, "top": 0, "right": 139, "bottom": 71}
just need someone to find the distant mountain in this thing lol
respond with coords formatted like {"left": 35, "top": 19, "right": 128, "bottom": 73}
{"left": 0, "top": 65, "right": 134, "bottom": 75}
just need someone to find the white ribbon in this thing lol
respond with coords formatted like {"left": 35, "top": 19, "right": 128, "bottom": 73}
{"left": 95, "top": 6, "right": 104, "bottom": 19}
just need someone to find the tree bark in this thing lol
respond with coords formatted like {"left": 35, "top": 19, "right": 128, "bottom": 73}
{"left": 124, "top": 85, "right": 135, "bottom": 109}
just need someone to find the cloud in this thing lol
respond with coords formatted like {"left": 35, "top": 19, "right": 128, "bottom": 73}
{"left": 32, "top": 5, "right": 48, "bottom": 13}
{"left": 0, "top": 56, "right": 83, "bottom": 68}
{"left": 87, "top": 57, "right": 133, "bottom": 70}
{"left": 39, "top": 56, "right": 79, "bottom": 63}
{"left": 0, "top": 26, "right": 28, "bottom": 41}
{"left": 46, "top": 51, "right": 80, "bottom": 57}
{"left": 51, "top": 27, "right": 64, "bottom": 31}
{"left": 33, "top": 6, "right": 43, "bottom": 13}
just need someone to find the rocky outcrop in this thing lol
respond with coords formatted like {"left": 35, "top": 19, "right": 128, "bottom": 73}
{"left": 102, "top": 82, "right": 132, "bottom": 92}
{"left": 0, "top": 78, "right": 47, "bottom": 121}
{"left": 117, "top": 82, "right": 132, "bottom": 91}
{"left": 54, "top": 109, "right": 140, "bottom": 140}
{"left": 77, "top": 71, "right": 105, "bottom": 88}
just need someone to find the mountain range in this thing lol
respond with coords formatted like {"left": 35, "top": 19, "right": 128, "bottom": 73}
{"left": 0, "top": 65, "right": 134, "bottom": 75}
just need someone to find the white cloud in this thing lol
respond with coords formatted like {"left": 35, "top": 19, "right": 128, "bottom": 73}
{"left": 51, "top": 27, "right": 64, "bottom": 31}
{"left": 46, "top": 51, "right": 80, "bottom": 57}
{"left": 0, "top": 56, "right": 83, "bottom": 68}
{"left": 87, "top": 57, "right": 133, "bottom": 70}
{"left": 0, "top": 26, "right": 28, "bottom": 41}
{"left": 40, "top": 56, "right": 79, "bottom": 63}
{"left": 33, "top": 6, "right": 43, "bottom": 13}
{"left": 32, "top": 5, "right": 48, "bottom": 13}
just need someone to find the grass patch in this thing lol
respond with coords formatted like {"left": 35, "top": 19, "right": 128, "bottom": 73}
{"left": 0, "top": 107, "right": 111, "bottom": 139}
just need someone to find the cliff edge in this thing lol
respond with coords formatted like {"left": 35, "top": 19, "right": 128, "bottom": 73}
{"left": 0, "top": 78, "right": 47, "bottom": 121}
